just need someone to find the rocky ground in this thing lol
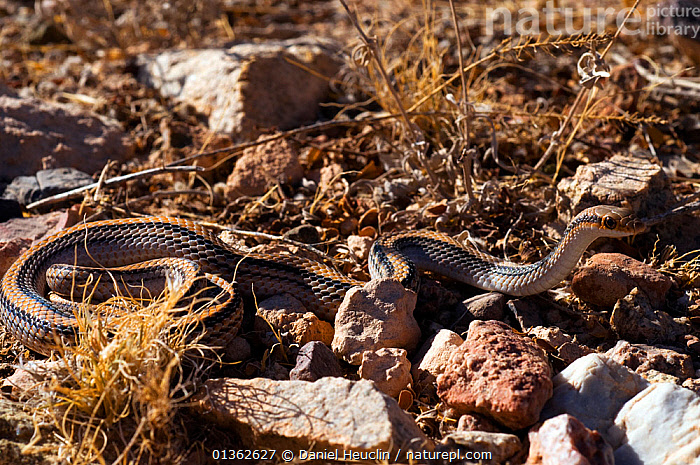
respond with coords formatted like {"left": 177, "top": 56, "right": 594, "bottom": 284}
{"left": 1, "top": 0, "right": 700, "bottom": 464}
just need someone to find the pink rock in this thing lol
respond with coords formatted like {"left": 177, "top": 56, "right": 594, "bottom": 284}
{"left": 347, "top": 235, "right": 373, "bottom": 262}
{"left": 290, "top": 341, "right": 343, "bottom": 382}
{"left": 572, "top": 253, "right": 672, "bottom": 307}
{"left": 437, "top": 321, "right": 553, "bottom": 430}
{"left": 225, "top": 136, "right": 303, "bottom": 199}
{"left": 332, "top": 279, "right": 420, "bottom": 365}
{"left": 526, "top": 414, "right": 613, "bottom": 465}
{"left": 254, "top": 294, "right": 334, "bottom": 346}
{"left": 359, "top": 348, "right": 412, "bottom": 398}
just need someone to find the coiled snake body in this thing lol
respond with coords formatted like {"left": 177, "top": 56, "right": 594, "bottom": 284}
{"left": 0, "top": 205, "right": 644, "bottom": 354}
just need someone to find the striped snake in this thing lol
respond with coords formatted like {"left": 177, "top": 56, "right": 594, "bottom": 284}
{"left": 0, "top": 205, "right": 644, "bottom": 354}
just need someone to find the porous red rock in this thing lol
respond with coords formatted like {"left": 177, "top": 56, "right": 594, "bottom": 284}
{"left": 332, "top": 279, "right": 420, "bottom": 365}
{"left": 359, "top": 348, "right": 412, "bottom": 398}
{"left": 225, "top": 137, "right": 303, "bottom": 199}
{"left": 436, "top": 320, "right": 553, "bottom": 430}
{"left": 254, "top": 294, "right": 334, "bottom": 346}
{"left": 571, "top": 253, "right": 672, "bottom": 307}
{"left": 526, "top": 414, "right": 614, "bottom": 465}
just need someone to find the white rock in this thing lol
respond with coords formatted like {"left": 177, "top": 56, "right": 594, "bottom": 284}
{"left": 541, "top": 353, "right": 649, "bottom": 440}
{"left": 609, "top": 382, "right": 700, "bottom": 465}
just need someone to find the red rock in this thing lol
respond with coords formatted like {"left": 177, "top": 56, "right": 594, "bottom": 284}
{"left": 436, "top": 320, "right": 553, "bottom": 430}
{"left": 526, "top": 414, "right": 614, "bottom": 465}
{"left": 572, "top": 253, "right": 672, "bottom": 307}
{"left": 225, "top": 136, "right": 303, "bottom": 199}
{"left": 254, "top": 294, "right": 333, "bottom": 346}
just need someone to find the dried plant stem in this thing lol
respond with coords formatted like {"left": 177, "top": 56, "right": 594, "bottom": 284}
{"left": 338, "top": 0, "right": 447, "bottom": 198}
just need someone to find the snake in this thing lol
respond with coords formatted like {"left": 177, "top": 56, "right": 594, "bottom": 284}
{"left": 0, "top": 205, "right": 645, "bottom": 355}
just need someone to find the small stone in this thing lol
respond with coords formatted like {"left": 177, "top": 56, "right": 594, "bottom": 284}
{"left": 255, "top": 294, "right": 334, "bottom": 346}
{"left": 557, "top": 342, "right": 593, "bottom": 364}
{"left": 457, "top": 414, "right": 501, "bottom": 433}
{"left": 1, "top": 360, "right": 65, "bottom": 400}
{"left": 541, "top": 354, "right": 649, "bottom": 440}
{"left": 411, "top": 329, "right": 463, "bottom": 394}
{"left": 606, "top": 340, "right": 694, "bottom": 380}
{"left": 193, "top": 377, "right": 432, "bottom": 454}
{"left": 681, "top": 378, "right": 700, "bottom": 394}
{"left": 526, "top": 414, "right": 614, "bottom": 465}
{"left": 528, "top": 326, "right": 573, "bottom": 347}
{"left": 347, "top": 235, "right": 373, "bottom": 262}
{"left": 461, "top": 292, "right": 506, "bottom": 321}
{"left": 359, "top": 348, "right": 412, "bottom": 398}
{"left": 440, "top": 431, "right": 523, "bottom": 464}
{"left": 225, "top": 137, "right": 303, "bottom": 199}
{"left": 284, "top": 224, "right": 320, "bottom": 244}
{"left": 289, "top": 341, "right": 343, "bottom": 382}
{"left": 608, "top": 383, "right": 700, "bottom": 464}
{"left": 222, "top": 337, "right": 252, "bottom": 363}
{"left": 332, "top": 279, "right": 420, "bottom": 365}
{"left": 610, "top": 288, "right": 687, "bottom": 344}
{"left": 437, "top": 321, "right": 553, "bottom": 430}
{"left": 572, "top": 253, "right": 672, "bottom": 307}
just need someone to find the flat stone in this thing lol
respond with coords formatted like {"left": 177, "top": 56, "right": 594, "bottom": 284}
{"left": 193, "top": 377, "right": 431, "bottom": 454}
{"left": 289, "top": 341, "right": 343, "bottom": 382}
{"left": 557, "top": 154, "right": 668, "bottom": 217}
{"left": 437, "top": 320, "right": 553, "bottom": 430}
{"left": 572, "top": 253, "right": 672, "bottom": 307}
{"left": 332, "top": 279, "right": 420, "bottom": 365}
{"left": 606, "top": 340, "right": 694, "bottom": 380}
{"left": 608, "top": 383, "right": 700, "bottom": 464}
{"left": 0, "top": 91, "right": 133, "bottom": 182}
{"left": 610, "top": 287, "right": 687, "bottom": 344}
{"left": 411, "top": 329, "right": 463, "bottom": 394}
{"left": 359, "top": 348, "right": 412, "bottom": 398}
{"left": 541, "top": 354, "right": 649, "bottom": 440}
{"left": 440, "top": 431, "right": 523, "bottom": 464}
{"left": 526, "top": 414, "right": 614, "bottom": 465}
{"left": 137, "top": 38, "right": 341, "bottom": 138}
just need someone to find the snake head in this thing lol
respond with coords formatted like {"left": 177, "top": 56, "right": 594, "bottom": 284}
{"left": 582, "top": 205, "right": 647, "bottom": 237}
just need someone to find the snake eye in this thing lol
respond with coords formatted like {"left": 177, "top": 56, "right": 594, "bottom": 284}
{"left": 602, "top": 216, "right": 617, "bottom": 229}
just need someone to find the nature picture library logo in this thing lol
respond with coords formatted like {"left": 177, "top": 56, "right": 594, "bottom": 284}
{"left": 482, "top": 1, "right": 700, "bottom": 40}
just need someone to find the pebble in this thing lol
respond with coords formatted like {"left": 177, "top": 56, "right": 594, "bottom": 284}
{"left": 436, "top": 320, "right": 553, "bottom": 430}
{"left": 289, "top": 341, "right": 343, "bottom": 382}
{"left": 460, "top": 292, "right": 506, "bottom": 321}
{"left": 347, "top": 235, "right": 374, "bottom": 262}
{"left": 254, "top": 294, "right": 334, "bottom": 347}
{"left": 439, "top": 431, "right": 523, "bottom": 464}
{"left": 606, "top": 340, "right": 694, "bottom": 380}
{"left": 571, "top": 253, "right": 673, "bottom": 307}
{"left": 457, "top": 414, "right": 501, "bottom": 433}
{"left": 610, "top": 287, "right": 687, "bottom": 344}
{"left": 608, "top": 382, "right": 700, "bottom": 465}
{"left": 332, "top": 279, "right": 420, "bottom": 365}
{"left": 411, "top": 329, "right": 464, "bottom": 394}
{"left": 193, "top": 377, "right": 431, "bottom": 454}
{"left": 541, "top": 353, "right": 649, "bottom": 439}
{"left": 225, "top": 136, "right": 304, "bottom": 199}
{"left": 359, "top": 348, "right": 412, "bottom": 398}
{"left": 526, "top": 414, "right": 614, "bottom": 465}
